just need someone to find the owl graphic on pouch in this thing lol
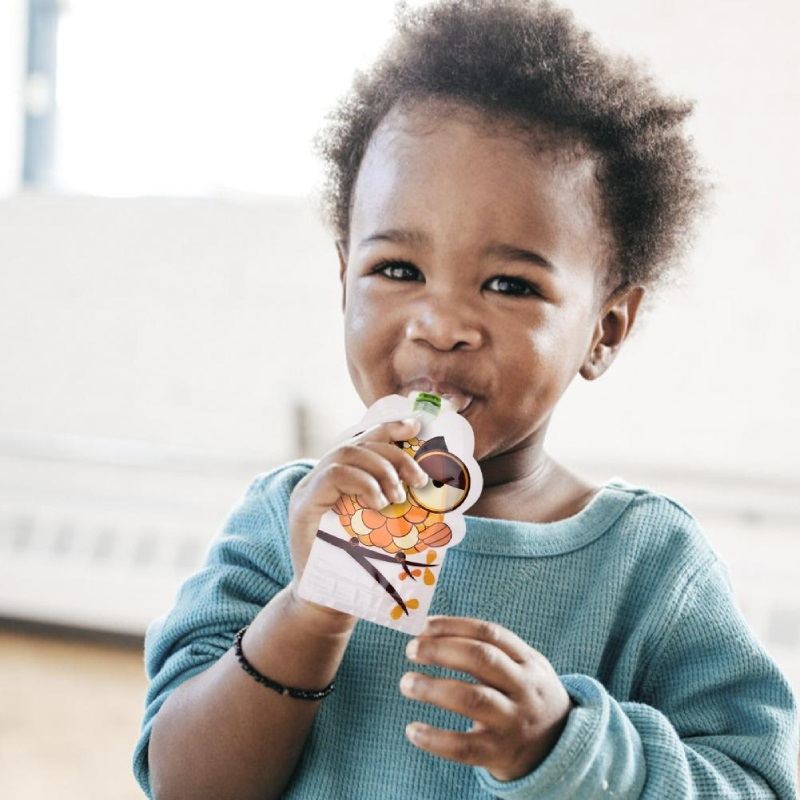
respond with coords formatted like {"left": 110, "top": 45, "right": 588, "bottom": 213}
{"left": 332, "top": 431, "right": 470, "bottom": 553}
{"left": 323, "top": 431, "right": 471, "bottom": 619}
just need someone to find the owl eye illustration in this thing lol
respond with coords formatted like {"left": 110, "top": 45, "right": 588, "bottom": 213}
{"left": 409, "top": 448, "right": 470, "bottom": 513}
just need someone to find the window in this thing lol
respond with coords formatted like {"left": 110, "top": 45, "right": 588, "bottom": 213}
{"left": 23, "top": 0, "right": 426, "bottom": 197}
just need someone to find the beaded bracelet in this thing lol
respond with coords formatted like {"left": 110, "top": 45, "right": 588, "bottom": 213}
{"left": 233, "top": 626, "right": 335, "bottom": 700}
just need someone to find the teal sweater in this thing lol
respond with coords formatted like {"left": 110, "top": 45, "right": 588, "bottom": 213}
{"left": 133, "top": 460, "right": 799, "bottom": 798}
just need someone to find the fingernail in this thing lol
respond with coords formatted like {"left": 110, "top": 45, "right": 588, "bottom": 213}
{"left": 391, "top": 483, "right": 406, "bottom": 503}
{"left": 406, "top": 639, "right": 419, "bottom": 659}
{"left": 407, "top": 723, "right": 426, "bottom": 742}
{"left": 377, "top": 493, "right": 390, "bottom": 508}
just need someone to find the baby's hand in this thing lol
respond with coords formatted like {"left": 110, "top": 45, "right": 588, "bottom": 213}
{"left": 286, "top": 416, "right": 428, "bottom": 627}
{"left": 399, "top": 616, "right": 574, "bottom": 782}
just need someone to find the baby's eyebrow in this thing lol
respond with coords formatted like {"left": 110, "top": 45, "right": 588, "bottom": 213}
{"left": 483, "top": 242, "right": 558, "bottom": 274}
{"left": 359, "top": 228, "right": 558, "bottom": 274}
{"left": 359, "top": 228, "right": 429, "bottom": 249}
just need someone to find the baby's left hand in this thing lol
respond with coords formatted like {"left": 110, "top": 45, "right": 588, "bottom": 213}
{"left": 399, "top": 615, "right": 574, "bottom": 782}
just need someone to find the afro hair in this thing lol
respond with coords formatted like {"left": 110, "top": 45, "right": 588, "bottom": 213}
{"left": 312, "top": 0, "right": 713, "bottom": 307}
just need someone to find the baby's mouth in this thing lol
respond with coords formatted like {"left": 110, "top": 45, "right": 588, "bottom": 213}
{"left": 401, "top": 382, "right": 475, "bottom": 414}
{"left": 441, "top": 393, "right": 474, "bottom": 414}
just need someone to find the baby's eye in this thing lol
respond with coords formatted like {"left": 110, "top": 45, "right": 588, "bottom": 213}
{"left": 371, "top": 260, "right": 539, "bottom": 297}
{"left": 372, "top": 260, "right": 421, "bottom": 281}
{"left": 485, "top": 275, "right": 540, "bottom": 297}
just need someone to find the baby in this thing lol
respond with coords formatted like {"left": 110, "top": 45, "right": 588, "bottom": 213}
{"left": 134, "top": 1, "right": 799, "bottom": 798}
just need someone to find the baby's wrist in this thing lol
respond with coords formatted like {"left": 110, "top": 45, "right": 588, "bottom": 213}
{"left": 287, "top": 581, "right": 359, "bottom": 637}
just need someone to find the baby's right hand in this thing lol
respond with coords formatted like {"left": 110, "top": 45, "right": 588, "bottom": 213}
{"left": 287, "top": 417, "right": 429, "bottom": 628}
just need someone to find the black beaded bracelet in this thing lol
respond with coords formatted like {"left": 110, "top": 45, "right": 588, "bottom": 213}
{"left": 233, "top": 626, "right": 335, "bottom": 700}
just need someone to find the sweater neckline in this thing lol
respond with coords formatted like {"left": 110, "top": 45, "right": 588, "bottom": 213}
{"left": 456, "top": 476, "right": 638, "bottom": 557}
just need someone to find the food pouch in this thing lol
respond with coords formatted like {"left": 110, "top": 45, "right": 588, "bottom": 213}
{"left": 296, "top": 390, "right": 483, "bottom": 635}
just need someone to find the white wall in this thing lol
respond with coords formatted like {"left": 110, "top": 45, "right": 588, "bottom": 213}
{"left": 0, "top": 193, "right": 339, "bottom": 464}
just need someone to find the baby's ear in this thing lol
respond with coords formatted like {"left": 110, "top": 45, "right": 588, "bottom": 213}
{"left": 581, "top": 284, "right": 646, "bottom": 380}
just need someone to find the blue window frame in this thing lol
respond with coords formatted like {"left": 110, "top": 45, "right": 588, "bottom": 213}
{"left": 22, "top": 0, "right": 61, "bottom": 188}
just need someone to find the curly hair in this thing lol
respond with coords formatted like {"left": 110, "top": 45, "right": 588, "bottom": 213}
{"left": 311, "top": 0, "right": 713, "bottom": 306}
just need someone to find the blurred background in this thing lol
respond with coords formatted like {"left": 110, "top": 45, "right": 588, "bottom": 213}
{"left": 0, "top": 0, "right": 798, "bottom": 797}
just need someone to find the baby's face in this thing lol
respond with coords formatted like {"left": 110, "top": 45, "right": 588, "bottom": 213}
{"left": 338, "top": 100, "right": 609, "bottom": 462}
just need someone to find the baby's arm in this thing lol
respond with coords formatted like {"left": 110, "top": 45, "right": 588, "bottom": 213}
{"left": 475, "top": 557, "right": 799, "bottom": 799}
{"left": 135, "top": 418, "right": 424, "bottom": 800}
{"left": 148, "top": 586, "right": 355, "bottom": 800}
{"left": 132, "top": 466, "right": 355, "bottom": 800}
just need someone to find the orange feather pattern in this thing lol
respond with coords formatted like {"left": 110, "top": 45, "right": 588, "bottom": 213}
{"left": 405, "top": 505, "right": 428, "bottom": 523}
{"left": 419, "top": 522, "right": 452, "bottom": 547}
{"left": 362, "top": 508, "right": 387, "bottom": 529}
{"left": 370, "top": 525, "right": 392, "bottom": 548}
{"left": 386, "top": 516, "right": 413, "bottom": 536}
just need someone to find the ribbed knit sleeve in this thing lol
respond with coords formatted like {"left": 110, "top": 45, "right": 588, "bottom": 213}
{"left": 131, "top": 462, "right": 305, "bottom": 799}
{"left": 474, "top": 556, "right": 800, "bottom": 799}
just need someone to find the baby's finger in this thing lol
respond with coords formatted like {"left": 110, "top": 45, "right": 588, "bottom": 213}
{"left": 324, "top": 462, "right": 394, "bottom": 511}
{"left": 399, "top": 672, "right": 515, "bottom": 729}
{"left": 406, "top": 635, "right": 522, "bottom": 697}
{"left": 404, "top": 722, "right": 496, "bottom": 767}
{"left": 350, "top": 416, "right": 422, "bottom": 442}
{"left": 421, "top": 616, "right": 535, "bottom": 666}
{"left": 333, "top": 443, "right": 412, "bottom": 506}
{"left": 360, "top": 440, "right": 429, "bottom": 490}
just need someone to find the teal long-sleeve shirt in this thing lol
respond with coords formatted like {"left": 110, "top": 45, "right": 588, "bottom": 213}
{"left": 132, "top": 459, "right": 800, "bottom": 798}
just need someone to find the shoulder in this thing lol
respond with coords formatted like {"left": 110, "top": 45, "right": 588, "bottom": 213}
{"left": 203, "top": 458, "right": 319, "bottom": 582}
{"left": 603, "top": 476, "right": 719, "bottom": 579}
{"left": 242, "top": 457, "right": 318, "bottom": 509}
{"left": 599, "top": 479, "right": 734, "bottom": 678}
{"left": 217, "top": 457, "right": 318, "bottom": 534}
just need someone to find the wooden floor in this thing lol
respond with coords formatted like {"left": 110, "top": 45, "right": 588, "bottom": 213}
{"left": 0, "top": 626, "right": 147, "bottom": 800}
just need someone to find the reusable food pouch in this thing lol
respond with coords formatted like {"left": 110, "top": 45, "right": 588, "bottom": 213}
{"left": 297, "top": 390, "right": 483, "bottom": 635}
